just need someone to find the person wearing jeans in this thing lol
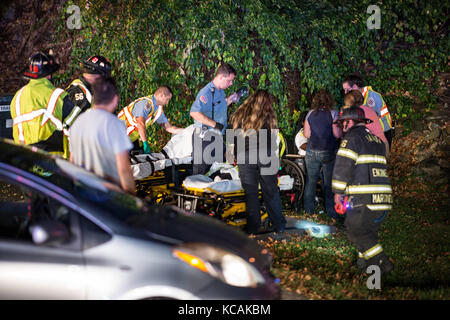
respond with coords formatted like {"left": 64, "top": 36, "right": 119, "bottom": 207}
{"left": 239, "top": 163, "right": 285, "bottom": 234}
{"left": 230, "top": 90, "right": 286, "bottom": 234}
{"left": 304, "top": 149, "right": 336, "bottom": 218}
{"left": 303, "top": 89, "right": 342, "bottom": 219}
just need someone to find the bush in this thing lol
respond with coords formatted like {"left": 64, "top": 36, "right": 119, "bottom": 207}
{"left": 57, "top": 0, "right": 449, "bottom": 147}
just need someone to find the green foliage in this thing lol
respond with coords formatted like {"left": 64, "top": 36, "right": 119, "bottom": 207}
{"left": 58, "top": 0, "right": 449, "bottom": 146}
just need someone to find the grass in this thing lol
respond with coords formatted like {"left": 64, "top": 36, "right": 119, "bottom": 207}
{"left": 260, "top": 178, "right": 449, "bottom": 300}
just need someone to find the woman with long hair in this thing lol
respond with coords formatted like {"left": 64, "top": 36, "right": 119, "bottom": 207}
{"left": 230, "top": 89, "right": 286, "bottom": 234}
{"left": 303, "top": 89, "right": 342, "bottom": 219}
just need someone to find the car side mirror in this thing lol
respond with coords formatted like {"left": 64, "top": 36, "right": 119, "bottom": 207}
{"left": 29, "top": 220, "right": 70, "bottom": 245}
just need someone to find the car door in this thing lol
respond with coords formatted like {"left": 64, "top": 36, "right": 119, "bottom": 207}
{"left": 0, "top": 174, "right": 86, "bottom": 299}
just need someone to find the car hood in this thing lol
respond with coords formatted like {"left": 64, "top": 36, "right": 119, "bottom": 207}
{"left": 125, "top": 205, "right": 272, "bottom": 270}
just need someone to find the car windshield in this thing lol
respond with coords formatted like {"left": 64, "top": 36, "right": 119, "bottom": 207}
{"left": 54, "top": 158, "right": 146, "bottom": 215}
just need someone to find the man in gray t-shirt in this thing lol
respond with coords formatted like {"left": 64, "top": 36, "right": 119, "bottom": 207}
{"left": 70, "top": 78, "right": 135, "bottom": 194}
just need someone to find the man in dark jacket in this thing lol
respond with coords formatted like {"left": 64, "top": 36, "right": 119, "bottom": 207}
{"left": 64, "top": 55, "right": 112, "bottom": 129}
{"left": 332, "top": 107, "right": 394, "bottom": 275}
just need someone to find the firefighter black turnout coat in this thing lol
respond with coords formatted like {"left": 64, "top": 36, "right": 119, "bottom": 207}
{"left": 332, "top": 124, "right": 393, "bottom": 266}
{"left": 64, "top": 76, "right": 93, "bottom": 128}
{"left": 332, "top": 124, "right": 392, "bottom": 211}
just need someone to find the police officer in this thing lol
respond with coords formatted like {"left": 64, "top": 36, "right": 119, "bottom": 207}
{"left": 64, "top": 55, "right": 112, "bottom": 129}
{"left": 342, "top": 75, "right": 394, "bottom": 149}
{"left": 10, "top": 52, "right": 75, "bottom": 158}
{"left": 332, "top": 107, "right": 394, "bottom": 275}
{"left": 118, "top": 85, "right": 182, "bottom": 153}
{"left": 190, "top": 63, "right": 240, "bottom": 175}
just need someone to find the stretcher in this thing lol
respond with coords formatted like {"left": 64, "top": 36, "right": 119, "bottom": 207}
{"left": 131, "top": 126, "right": 306, "bottom": 231}
{"left": 131, "top": 153, "right": 192, "bottom": 203}
{"left": 131, "top": 125, "right": 196, "bottom": 203}
{"left": 172, "top": 162, "right": 295, "bottom": 230}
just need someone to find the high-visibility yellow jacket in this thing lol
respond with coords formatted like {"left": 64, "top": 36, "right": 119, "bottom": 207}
{"left": 362, "top": 86, "right": 393, "bottom": 132}
{"left": 117, "top": 95, "right": 163, "bottom": 143}
{"left": 10, "top": 78, "right": 70, "bottom": 158}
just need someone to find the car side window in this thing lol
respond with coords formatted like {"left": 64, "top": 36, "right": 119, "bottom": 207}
{"left": 79, "top": 214, "right": 112, "bottom": 250}
{"left": 0, "top": 180, "right": 30, "bottom": 241}
{"left": 0, "top": 178, "right": 81, "bottom": 250}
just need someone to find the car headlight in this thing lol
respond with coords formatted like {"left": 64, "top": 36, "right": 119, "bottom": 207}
{"left": 173, "top": 243, "right": 265, "bottom": 288}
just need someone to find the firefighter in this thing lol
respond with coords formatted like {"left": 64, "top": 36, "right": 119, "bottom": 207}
{"left": 118, "top": 85, "right": 182, "bottom": 153}
{"left": 332, "top": 107, "right": 394, "bottom": 275}
{"left": 10, "top": 52, "right": 75, "bottom": 159}
{"left": 64, "top": 55, "right": 112, "bottom": 129}
{"left": 342, "top": 75, "right": 394, "bottom": 149}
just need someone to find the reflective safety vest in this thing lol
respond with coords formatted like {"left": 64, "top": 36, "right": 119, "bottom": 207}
{"left": 10, "top": 78, "right": 69, "bottom": 157}
{"left": 362, "top": 86, "right": 393, "bottom": 132}
{"left": 332, "top": 125, "right": 392, "bottom": 212}
{"left": 117, "top": 95, "right": 163, "bottom": 142}
{"left": 64, "top": 78, "right": 93, "bottom": 129}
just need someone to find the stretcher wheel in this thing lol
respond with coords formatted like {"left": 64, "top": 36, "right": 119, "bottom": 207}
{"left": 279, "top": 158, "right": 305, "bottom": 212}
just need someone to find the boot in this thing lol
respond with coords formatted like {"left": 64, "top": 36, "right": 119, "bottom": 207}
{"left": 357, "top": 257, "right": 367, "bottom": 271}
{"left": 379, "top": 254, "right": 394, "bottom": 275}
{"left": 367, "top": 252, "right": 394, "bottom": 275}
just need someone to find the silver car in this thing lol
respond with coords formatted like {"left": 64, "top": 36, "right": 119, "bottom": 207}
{"left": 0, "top": 140, "right": 279, "bottom": 299}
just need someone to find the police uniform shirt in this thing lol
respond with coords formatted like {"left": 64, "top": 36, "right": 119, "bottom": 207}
{"left": 190, "top": 81, "right": 227, "bottom": 135}
{"left": 132, "top": 95, "right": 168, "bottom": 125}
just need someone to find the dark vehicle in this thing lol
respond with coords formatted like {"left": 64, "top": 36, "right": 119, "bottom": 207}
{"left": 0, "top": 139, "right": 279, "bottom": 300}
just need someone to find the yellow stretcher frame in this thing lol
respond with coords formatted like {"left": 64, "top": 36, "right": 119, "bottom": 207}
{"left": 173, "top": 187, "right": 270, "bottom": 228}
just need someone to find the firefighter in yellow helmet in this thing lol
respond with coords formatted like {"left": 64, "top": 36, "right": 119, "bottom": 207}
{"left": 10, "top": 52, "right": 76, "bottom": 158}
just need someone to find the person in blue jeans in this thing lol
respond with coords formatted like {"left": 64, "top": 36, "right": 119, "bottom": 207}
{"left": 230, "top": 90, "right": 286, "bottom": 234}
{"left": 303, "top": 89, "right": 342, "bottom": 219}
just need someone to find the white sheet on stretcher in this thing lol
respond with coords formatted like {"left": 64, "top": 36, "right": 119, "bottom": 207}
{"left": 163, "top": 124, "right": 195, "bottom": 159}
{"left": 132, "top": 125, "right": 195, "bottom": 180}
{"left": 183, "top": 175, "right": 243, "bottom": 193}
{"left": 182, "top": 173, "right": 294, "bottom": 194}
{"left": 131, "top": 153, "right": 192, "bottom": 180}
{"left": 131, "top": 155, "right": 169, "bottom": 180}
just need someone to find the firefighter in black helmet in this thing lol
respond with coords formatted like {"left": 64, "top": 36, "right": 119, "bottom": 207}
{"left": 332, "top": 106, "right": 394, "bottom": 275}
{"left": 64, "top": 55, "right": 112, "bottom": 129}
{"left": 10, "top": 51, "right": 75, "bottom": 158}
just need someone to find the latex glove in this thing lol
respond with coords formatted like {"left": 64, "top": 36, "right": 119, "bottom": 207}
{"left": 142, "top": 141, "right": 151, "bottom": 154}
{"left": 334, "top": 194, "right": 348, "bottom": 215}
{"left": 334, "top": 193, "right": 342, "bottom": 205}
{"left": 228, "top": 92, "right": 239, "bottom": 104}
